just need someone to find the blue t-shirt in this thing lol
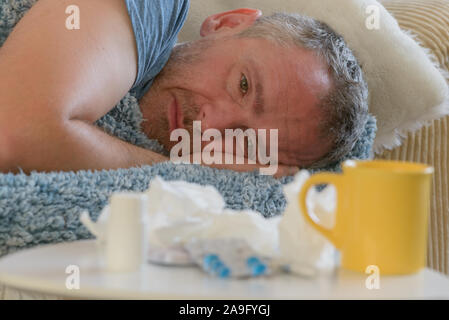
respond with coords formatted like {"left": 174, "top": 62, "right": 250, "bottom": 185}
{"left": 125, "top": 0, "right": 190, "bottom": 100}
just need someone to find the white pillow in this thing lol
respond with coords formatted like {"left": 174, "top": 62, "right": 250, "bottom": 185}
{"left": 178, "top": 0, "right": 449, "bottom": 154}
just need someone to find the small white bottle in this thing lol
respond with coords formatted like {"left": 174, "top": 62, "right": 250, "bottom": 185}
{"left": 105, "top": 192, "right": 149, "bottom": 272}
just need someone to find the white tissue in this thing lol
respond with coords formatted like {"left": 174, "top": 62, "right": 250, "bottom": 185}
{"left": 278, "top": 171, "right": 338, "bottom": 276}
{"left": 145, "top": 177, "right": 280, "bottom": 257}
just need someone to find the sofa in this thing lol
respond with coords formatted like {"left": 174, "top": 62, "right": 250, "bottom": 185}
{"left": 377, "top": 0, "right": 449, "bottom": 276}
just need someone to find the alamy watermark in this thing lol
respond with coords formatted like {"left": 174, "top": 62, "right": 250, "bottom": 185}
{"left": 365, "top": 5, "right": 381, "bottom": 30}
{"left": 65, "top": 264, "right": 80, "bottom": 290}
{"left": 365, "top": 265, "right": 380, "bottom": 290}
{"left": 170, "top": 121, "right": 279, "bottom": 175}
{"left": 65, "top": 5, "right": 80, "bottom": 30}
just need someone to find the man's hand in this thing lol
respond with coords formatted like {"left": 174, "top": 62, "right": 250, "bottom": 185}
{"left": 0, "top": 0, "right": 168, "bottom": 173}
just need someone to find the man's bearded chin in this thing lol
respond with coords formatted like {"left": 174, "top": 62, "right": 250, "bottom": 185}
{"left": 139, "top": 40, "right": 211, "bottom": 152}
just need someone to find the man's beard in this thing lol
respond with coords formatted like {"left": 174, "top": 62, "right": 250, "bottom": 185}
{"left": 139, "top": 39, "right": 214, "bottom": 152}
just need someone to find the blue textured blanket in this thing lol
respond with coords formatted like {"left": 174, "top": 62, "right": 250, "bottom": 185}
{"left": 0, "top": 0, "right": 377, "bottom": 257}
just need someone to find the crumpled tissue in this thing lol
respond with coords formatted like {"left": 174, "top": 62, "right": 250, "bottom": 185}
{"left": 277, "top": 171, "right": 338, "bottom": 276}
{"left": 141, "top": 176, "right": 281, "bottom": 278}
{"left": 83, "top": 172, "right": 339, "bottom": 277}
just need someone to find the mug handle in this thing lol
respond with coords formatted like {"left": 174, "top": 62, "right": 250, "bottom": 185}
{"left": 298, "top": 173, "right": 343, "bottom": 249}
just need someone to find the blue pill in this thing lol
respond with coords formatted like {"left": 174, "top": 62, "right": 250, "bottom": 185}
{"left": 247, "top": 256, "right": 260, "bottom": 267}
{"left": 204, "top": 254, "right": 219, "bottom": 264}
{"left": 210, "top": 259, "right": 224, "bottom": 271}
{"left": 218, "top": 266, "right": 231, "bottom": 278}
{"left": 251, "top": 263, "right": 267, "bottom": 276}
{"left": 203, "top": 254, "right": 219, "bottom": 271}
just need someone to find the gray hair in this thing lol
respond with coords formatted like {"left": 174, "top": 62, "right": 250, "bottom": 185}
{"left": 236, "top": 13, "right": 369, "bottom": 168}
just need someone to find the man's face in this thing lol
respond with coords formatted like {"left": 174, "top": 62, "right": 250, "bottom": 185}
{"left": 140, "top": 35, "right": 333, "bottom": 167}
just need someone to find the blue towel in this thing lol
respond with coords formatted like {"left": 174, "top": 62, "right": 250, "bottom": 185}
{"left": 0, "top": 0, "right": 377, "bottom": 257}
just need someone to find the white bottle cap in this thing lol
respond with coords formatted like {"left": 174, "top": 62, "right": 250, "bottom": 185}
{"left": 106, "top": 192, "right": 149, "bottom": 272}
{"left": 109, "top": 192, "right": 148, "bottom": 224}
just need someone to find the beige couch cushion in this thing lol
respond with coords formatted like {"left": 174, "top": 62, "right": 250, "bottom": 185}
{"left": 379, "top": 0, "right": 449, "bottom": 275}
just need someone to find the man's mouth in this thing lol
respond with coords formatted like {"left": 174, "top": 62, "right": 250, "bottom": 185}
{"left": 168, "top": 95, "right": 184, "bottom": 134}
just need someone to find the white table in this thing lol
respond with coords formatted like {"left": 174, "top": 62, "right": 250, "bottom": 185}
{"left": 1, "top": 239, "right": 449, "bottom": 300}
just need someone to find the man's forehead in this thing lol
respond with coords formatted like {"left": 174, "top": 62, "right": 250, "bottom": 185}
{"left": 245, "top": 43, "right": 331, "bottom": 113}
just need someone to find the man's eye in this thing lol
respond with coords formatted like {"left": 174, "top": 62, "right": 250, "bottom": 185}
{"left": 240, "top": 74, "right": 249, "bottom": 95}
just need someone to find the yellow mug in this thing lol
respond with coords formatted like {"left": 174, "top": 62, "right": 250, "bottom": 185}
{"left": 298, "top": 160, "right": 434, "bottom": 275}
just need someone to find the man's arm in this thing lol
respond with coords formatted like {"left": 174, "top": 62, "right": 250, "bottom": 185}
{"left": 0, "top": 0, "right": 168, "bottom": 174}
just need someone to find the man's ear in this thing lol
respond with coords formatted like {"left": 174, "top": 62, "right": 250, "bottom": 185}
{"left": 200, "top": 8, "right": 262, "bottom": 37}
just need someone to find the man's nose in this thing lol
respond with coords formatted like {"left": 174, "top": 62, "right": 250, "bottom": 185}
{"left": 197, "top": 101, "right": 244, "bottom": 132}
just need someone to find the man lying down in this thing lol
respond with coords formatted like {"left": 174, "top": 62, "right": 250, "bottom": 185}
{"left": 0, "top": 0, "right": 369, "bottom": 178}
